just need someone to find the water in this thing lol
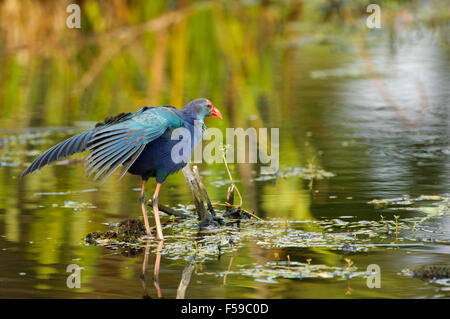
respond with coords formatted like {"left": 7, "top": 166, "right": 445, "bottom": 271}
{"left": 0, "top": 19, "right": 449, "bottom": 299}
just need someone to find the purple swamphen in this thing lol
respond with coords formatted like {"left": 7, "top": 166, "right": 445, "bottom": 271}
{"left": 21, "top": 98, "right": 222, "bottom": 240}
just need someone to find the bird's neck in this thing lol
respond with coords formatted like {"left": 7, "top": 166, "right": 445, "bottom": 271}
{"left": 181, "top": 109, "right": 205, "bottom": 124}
{"left": 179, "top": 112, "right": 205, "bottom": 147}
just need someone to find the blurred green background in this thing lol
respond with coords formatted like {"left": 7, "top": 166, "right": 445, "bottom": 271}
{"left": 1, "top": 0, "right": 446, "bottom": 128}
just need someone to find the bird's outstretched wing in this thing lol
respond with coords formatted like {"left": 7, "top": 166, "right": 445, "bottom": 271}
{"left": 22, "top": 106, "right": 184, "bottom": 182}
{"left": 84, "top": 107, "right": 184, "bottom": 182}
{"left": 21, "top": 129, "right": 97, "bottom": 177}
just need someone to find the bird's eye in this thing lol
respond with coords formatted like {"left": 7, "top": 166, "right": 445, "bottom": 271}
{"left": 206, "top": 104, "right": 212, "bottom": 109}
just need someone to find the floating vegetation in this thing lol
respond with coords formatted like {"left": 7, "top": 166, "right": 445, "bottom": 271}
{"left": 0, "top": 161, "right": 19, "bottom": 167}
{"left": 61, "top": 200, "right": 96, "bottom": 211}
{"left": 368, "top": 195, "right": 449, "bottom": 214}
{"left": 251, "top": 166, "right": 335, "bottom": 182}
{"left": 368, "top": 195, "right": 449, "bottom": 241}
{"left": 368, "top": 199, "right": 391, "bottom": 209}
{"left": 213, "top": 260, "right": 371, "bottom": 283}
{"left": 85, "top": 211, "right": 427, "bottom": 264}
{"left": 34, "top": 189, "right": 97, "bottom": 196}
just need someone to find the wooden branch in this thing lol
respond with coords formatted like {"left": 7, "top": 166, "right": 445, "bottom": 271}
{"left": 193, "top": 165, "right": 216, "bottom": 216}
{"left": 148, "top": 200, "right": 194, "bottom": 219}
{"left": 182, "top": 165, "right": 214, "bottom": 225}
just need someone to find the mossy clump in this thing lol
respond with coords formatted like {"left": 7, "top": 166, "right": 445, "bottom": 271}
{"left": 412, "top": 265, "right": 450, "bottom": 279}
{"left": 85, "top": 230, "right": 117, "bottom": 243}
{"left": 85, "top": 218, "right": 146, "bottom": 244}
{"left": 116, "top": 218, "right": 146, "bottom": 242}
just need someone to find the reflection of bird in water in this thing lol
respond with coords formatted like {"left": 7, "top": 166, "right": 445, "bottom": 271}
{"left": 21, "top": 99, "right": 222, "bottom": 241}
{"left": 140, "top": 242, "right": 152, "bottom": 299}
{"left": 140, "top": 241, "right": 196, "bottom": 299}
{"left": 140, "top": 241, "right": 163, "bottom": 299}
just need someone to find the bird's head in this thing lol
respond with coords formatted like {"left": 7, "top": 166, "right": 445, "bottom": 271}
{"left": 184, "top": 98, "right": 222, "bottom": 120}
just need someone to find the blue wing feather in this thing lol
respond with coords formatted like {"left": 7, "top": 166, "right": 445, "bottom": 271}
{"left": 85, "top": 144, "right": 130, "bottom": 176}
{"left": 93, "top": 146, "right": 134, "bottom": 180}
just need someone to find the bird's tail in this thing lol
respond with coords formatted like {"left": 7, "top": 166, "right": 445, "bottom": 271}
{"left": 21, "top": 129, "right": 96, "bottom": 177}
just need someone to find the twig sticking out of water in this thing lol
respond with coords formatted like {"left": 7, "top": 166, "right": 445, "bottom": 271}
{"left": 221, "top": 144, "right": 243, "bottom": 207}
{"left": 394, "top": 215, "right": 400, "bottom": 241}
{"left": 345, "top": 258, "right": 353, "bottom": 274}
{"left": 380, "top": 214, "right": 390, "bottom": 234}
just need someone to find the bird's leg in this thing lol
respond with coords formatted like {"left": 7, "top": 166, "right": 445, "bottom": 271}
{"left": 140, "top": 179, "right": 152, "bottom": 238}
{"left": 152, "top": 183, "right": 164, "bottom": 241}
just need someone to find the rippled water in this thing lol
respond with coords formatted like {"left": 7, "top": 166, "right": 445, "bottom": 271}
{"left": 0, "top": 30, "right": 449, "bottom": 299}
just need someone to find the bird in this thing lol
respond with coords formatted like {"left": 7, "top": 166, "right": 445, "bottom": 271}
{"left": 21, "top": 98, "right": 222, "bottom": 241}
